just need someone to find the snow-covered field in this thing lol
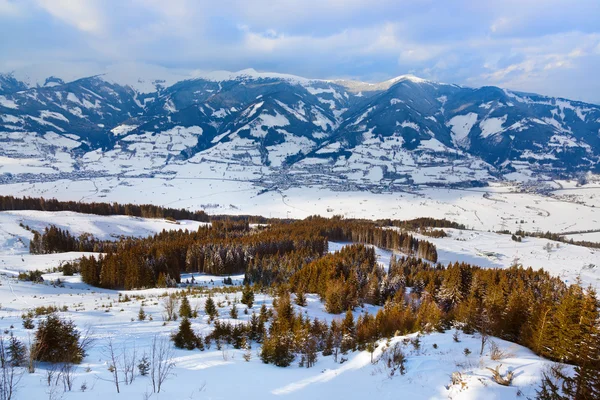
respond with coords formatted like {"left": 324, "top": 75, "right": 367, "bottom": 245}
{"left": 0, "top": 210, "right": 206, "bottom": 275}
{"left": 0, "top": 271, "right": 565, "bottom": 400}
{"left": 2, "top": 178, "right": 600, "bottom": 234}
{"left": 412, "top": 229, "right": 599, "bottom": 291}
{"left": 0, "top": 188, "right": 595, "bottom": 399}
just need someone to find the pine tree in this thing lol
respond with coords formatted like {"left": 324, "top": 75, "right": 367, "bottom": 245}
{"left": 34, "top": 314, "right": 83, "bottom": 363}
{"left": 138, "top": 355, "right": 150, "bottom": 376}
{"left": 295, "top": 288, "right": 307, "bottom": 307}
{"left": 138, "top": 306, "right": 146, "bottom": 321}
{"left": 205, "top": 296, "right": 218, "bottom": 320}
{"left": 7, "top": 333, "right": 26, "bottom": 367}
{"left": 172, "top": 318, "right": 198, "bottom": 350}
{"left": 230, "top": 304, "right": 238, "bottom": 319}
{"left": 564, "top": 289, "right": 600, "bottom": 399}
{"left": 241, "top": 284, "right": 254, "bottom": 308}
{"left": 341, "top": 310, "right": 356, "bottom": 353}
{"left": 179, "top": 295, "right": 192, "bottom": 319}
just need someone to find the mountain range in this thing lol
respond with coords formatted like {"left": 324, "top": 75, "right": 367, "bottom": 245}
{"left": 1, "top": 65, "right": 599, "bottom": 191}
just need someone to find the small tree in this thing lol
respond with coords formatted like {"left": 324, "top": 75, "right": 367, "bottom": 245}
{"left": 7, "top": 334, "right": 26, "bottom": 367}
{"left": 229, "top": 304, "right": 238, "bottom": 319}
{"left": 138, "top": 307, "right": 146, "bottom": 321}
{"left": 0, "top": 335, "right": 23, "bottom": 400}
{"left": 33, "top": 314, "right": 84, "bottom": 364}
{"left": 205, "top": 297, "right": 218, "bottom": 320}
{"left": 137, "top": 354, "right": 150, "bottom": 376}
{"left": 105, "top": 337, "right": 121, "bottom": 393}
{"left": 179, "top": 296, "right": 192, "bottom": 319}
{"left": 295, "top": 289, "right": 307, "bottom": 307}
{"left": 21, "top": 316, "right": 34, "bottom": 330}
{"left": 241, "top": 285, "right": 254, "bottom": 308}
{"left": 172, "top": 318, "right": 198, "bottom": 350}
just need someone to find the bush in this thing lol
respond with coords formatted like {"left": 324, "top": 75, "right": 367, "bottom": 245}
{"left": 172, "top": 318, "right": 199, "bottom": 350}
{"left": 33, "top": 314, "right": 84, "bottom": 363}
{"left": 18, "top": 270, "right": 44, "bottom": 282}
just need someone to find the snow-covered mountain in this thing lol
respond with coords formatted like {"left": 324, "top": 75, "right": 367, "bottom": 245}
{"left": 1, "top": 65, "right": 599, "bottom": 190}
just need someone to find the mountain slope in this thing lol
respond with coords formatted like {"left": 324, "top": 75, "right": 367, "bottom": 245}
{"left": 0, "top": 67, "right": 599, "bottom": 190}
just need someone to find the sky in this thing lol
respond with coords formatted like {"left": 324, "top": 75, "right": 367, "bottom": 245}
{"left": 1, "top": 0, "right": 599, "bottom": 104}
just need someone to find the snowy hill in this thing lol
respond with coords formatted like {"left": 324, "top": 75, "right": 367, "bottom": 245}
{"left": 0, "top": 210, "right": 581, "bottom": 399}
{"left": 0, "top": 65, "right": 599, "bottom": 191}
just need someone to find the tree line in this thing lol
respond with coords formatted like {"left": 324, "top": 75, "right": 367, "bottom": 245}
{"left": 0, "top": 195, "right": 210, "bottom": 222}
{"left": 72, "top": 217, "right": 437, "bottom": 290}
{"left": 171, "top": 254, "right": 599, "bottom": 397}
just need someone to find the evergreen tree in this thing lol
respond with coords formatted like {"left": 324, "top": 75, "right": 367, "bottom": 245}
{"left": 7, "top": 333, "right": 27, "bottom": 367}
{"left": 172, "top": 318, "right": 199, "bottom": 350}
{"left": 33, "top": 314, "right": 84, "bottom": 363}
{"left": 138, "top": 306, "right": 146, "bottom": 321}
{"left": 563, "top": 289, "right": 600, "bottom": 399}
{"left": 205, "top": 296, "right": 218, "bottom": 320}
{"left": 230, "top": 304, "right": 238, "bottom": 319}
{"left": 138, "top": 355, "right": 150, "bottom": 376}
{"left": 179, "top": 295, "right": 192, "bottom": 319}
{"left": 241, "top": 284, "right": 254, "bottom": 308}
{"left": 295, "top": 288, "right": 307, "bottom": 307}
{"left": 341, "top": 310, "right": 356, "bottom": 353}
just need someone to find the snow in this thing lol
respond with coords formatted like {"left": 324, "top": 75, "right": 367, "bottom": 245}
{"left": 398, "top": 121, "right": 420, "bottom": 131}
{"left": 480, "top": 115, "right": 508, "bottom": 138}
{"left": 448, "top": 113, "right": 478, "bottom": 145}
{"left": 0, "top": 95, "right": 18, "bottom": 109}
{"left": 111, "top": 124, "right": 139, "bottom": 136}
{"left": 40, "top": 110, "right": 70, "bottom": 123}
{"left": 0, "top": 208, "right": 571, "bottom": 399}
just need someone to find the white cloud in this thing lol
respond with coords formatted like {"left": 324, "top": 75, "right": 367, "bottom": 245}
{"left": 0, "top": 0, "right": 21, "bottom": 16}
{"left": 0, "top": 0, "right": 599, "bottom": 103}
{"left": 34, "top": 0, "right": 105, "bottom": 35}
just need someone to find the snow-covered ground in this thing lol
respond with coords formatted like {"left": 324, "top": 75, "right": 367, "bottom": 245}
{"left": 0, "top": 205, "right": 590, "bottom": 399}
{"left": 411, "top": 229, "right": 600, "bottom": 291}
{"left": 0, "top": 272, "right": 566, "bottom": 400}
{"left": 0, "top": 210, "right": 206, "bottom": 274}
{"left": 1, "top": 178, "right": 599, "bottom": 234}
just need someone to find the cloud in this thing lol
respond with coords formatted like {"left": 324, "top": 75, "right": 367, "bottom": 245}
{"left": 34, "top": 0, "right": 105, "bottom": 35}
{"left": 0, "top": 0, "right": 599, "bottom": 103}
{"left": 0, "top": 0, "right": 21, "bottom": 16}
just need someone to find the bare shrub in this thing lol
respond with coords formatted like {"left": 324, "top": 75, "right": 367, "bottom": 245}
{"left": 162, "top": 295, "right": 179, "bottom": 322}
{"left": 486, "top": 364, "right": 514, "bottom": 386}
{"left": 380, "top": 343, "right": 406, "bottom": 377}
{"left": 104, "top": 337, "right": 121, "bottom": 394}
{"left": 122, "top": 343, "right": 137, "bottom": 385}
{"left": 0, "top": 336, "right": 23, "bottom": 400}
{"left": 59, "top": 363, "right": 76, "bottom": 392}
{"left": 150, "top": 335, "right": 175, "bottom": 393}
{"left": 489, "top": 341, "right": 508, "bottom": 361}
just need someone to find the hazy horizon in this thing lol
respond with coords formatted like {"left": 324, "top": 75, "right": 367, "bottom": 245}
{"left": 1, "top": 0, "right": 599, "bottom": 103}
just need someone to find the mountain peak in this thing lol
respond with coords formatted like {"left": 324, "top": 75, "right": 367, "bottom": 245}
{"left": 385, "top": 74, "right": 428, "bottom": 85}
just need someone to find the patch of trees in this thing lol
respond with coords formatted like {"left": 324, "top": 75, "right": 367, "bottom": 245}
{"left": 168, "top": 255, "right": 599, "bottom": 396}
{"left": 515, "top": 229, "right": 600, "bottom": 250}
{"left": 78, "top": 222, "right": 328, "bottom": 289}
{"left": 77, "top": 216, "right": 437, "bottom": 290}
{"left": 0, "top": 195, "right": 209, "bottom": 222}
{"left": 29, "top": 225, "right": 117, "bottom": 254}
{"left": 378, "top": 217, "right": 466, "bottom": 230}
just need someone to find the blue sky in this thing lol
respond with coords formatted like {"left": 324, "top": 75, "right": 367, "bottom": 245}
{"left": 1, "top": 0, "right": 599, "bottom": 103}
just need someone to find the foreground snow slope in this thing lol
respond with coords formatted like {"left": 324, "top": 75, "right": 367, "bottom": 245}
{"left": 0, "top": 209, "right": 586, "bottom": 399}
{"left": 0, "top": 273, "right": 567, "bottom": 400}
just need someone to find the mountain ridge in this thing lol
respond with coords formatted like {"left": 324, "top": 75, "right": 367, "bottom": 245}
{"left": 1, "top": 66, "right": 599, "bottom": 192}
